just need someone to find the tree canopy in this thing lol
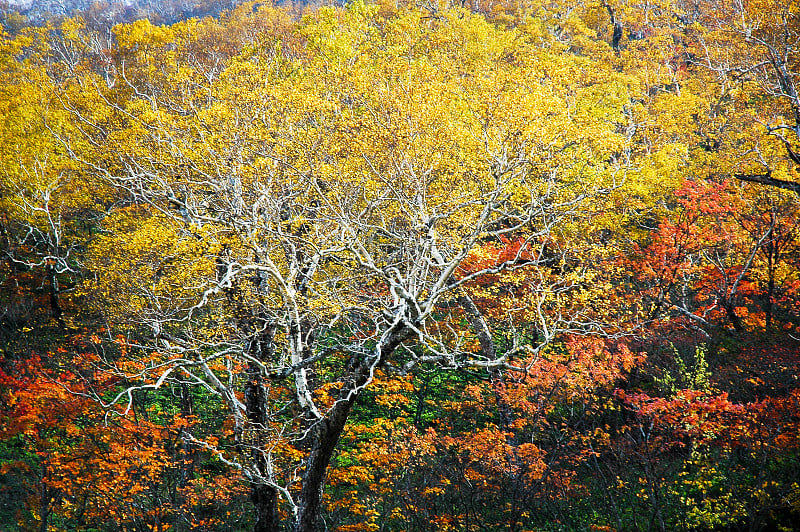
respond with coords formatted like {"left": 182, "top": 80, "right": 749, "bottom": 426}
{"left": 2, "top": 1, "right": 800, "bottom": 531}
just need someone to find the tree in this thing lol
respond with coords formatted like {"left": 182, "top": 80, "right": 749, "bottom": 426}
{"left": 4, "top": 1, "right": 800, "bottom": 531}
{"left": 40, "top": 2, "right": 641, "bottom": 530}
{"left": 686, "top": 0, "right": 800, "bottom": 193}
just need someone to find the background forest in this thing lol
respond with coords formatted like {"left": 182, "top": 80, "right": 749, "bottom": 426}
{"left": 2, "top": 0, "right": 800, "bottom": 531}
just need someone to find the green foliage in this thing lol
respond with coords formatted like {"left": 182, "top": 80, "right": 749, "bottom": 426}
{"left": 654, "top": 343, "right": 713, "bottom": 396}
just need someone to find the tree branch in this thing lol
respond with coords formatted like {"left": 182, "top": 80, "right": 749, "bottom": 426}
{"left": 733, "top": 172, "right": 800, "bottom": 194}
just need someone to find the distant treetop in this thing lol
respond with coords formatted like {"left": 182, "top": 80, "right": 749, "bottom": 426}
{"left": 0, "top": 0, "right": 292, "bottom": 29}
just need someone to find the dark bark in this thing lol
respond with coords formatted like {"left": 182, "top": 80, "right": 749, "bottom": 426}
{"left": 38, "top": 464, "right": 55, "bottom": 532}
{"left": 246, "top": 323, "right": 280, "bottom": 532}
{"left": 603, "top": 1, "right": 623, "bottom": 52}
{"left": 45, "top": 261, "right": 65, "bottom": 328}
{"left": 293, "top": 322, "right": 411, "bottom": 532}
{"left": 457, "top": 292, "right": 514, "bottom": 430}
{"left": 178, "top": 383, "right": 195, "bottom": 489}
{"left": 734, "top": 172, "right": 800, "bottom": 195}
{"left": 294, "top": 400, "right": 353, "bottom": 532}
{"left": 251, "top": 481, "right": 280, "bottom": 532}
{"left": 725, "top": 300, "right": 745, "bottom": 332}
{"left": 765, "top": 240, "right": 776, "bottom": 331}
{"left": 219, "top": 261, "right": 281, "bottom": 532}
{"left": 247, "top": 364, "right": 280, "bottom": 532}
{"left": 611, "top": 22, "right": 623, "bottom": 52}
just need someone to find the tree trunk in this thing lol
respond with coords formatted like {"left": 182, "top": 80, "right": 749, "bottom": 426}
{"left": 765, "top": 240, "right": 775, "bottom": 331}
{"left": 178, "top": 383, "right": 196, "bottom": 489}
{"left": 247, "top": 359, "right": 280, "bottom": 532}
{"left": 294, "top": 400, "right": 353, "bottom": 532}
{"left": 252, "top": 482, "right": 280, "bottom": 532}
{"left": 46, "top": 260, "right": 65, "bottom": 328}
{"left": 293, "top": 323, "right": 411, "bottom": 531}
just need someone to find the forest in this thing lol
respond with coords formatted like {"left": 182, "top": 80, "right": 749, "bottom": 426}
{"left": 1, "top": 0, "right": 799, "bottom": 530}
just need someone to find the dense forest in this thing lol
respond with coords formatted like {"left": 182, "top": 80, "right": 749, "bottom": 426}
{"left": 1, "top": 0, "right": 799, "bottom": 531}
{"left": 1, "top": 0, "right": 248, "bottom": 26}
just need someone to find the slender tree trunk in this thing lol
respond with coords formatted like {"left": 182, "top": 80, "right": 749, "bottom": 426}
{"left": 174, "top": 384, "right": 196, "bottom": 532}
{"left": 247, "top": 359, "right": 280, "bottom": 532}
{"left": 458, "top": 292, "right": 514, "bottom": 429}
{"left": 765, "top": 242, "right": 775, "bottom": 331}
{"left": 45, "top": 260, "right": 65, "bottom": 328}
{"left": 603, "top": 1, "right": 623, "bottom": 52}
{"left": 39, "top": 464, "right": 51, "bottom": 532}
{"left": 179, "top": 383, "right": 196, "bottom": 488}
{"left": 221, "top": 263, "right": 281, "bottom": 532}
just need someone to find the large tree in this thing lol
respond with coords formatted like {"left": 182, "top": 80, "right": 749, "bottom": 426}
{"left": 20, "top": 2, "right": 642, "bottom": 530}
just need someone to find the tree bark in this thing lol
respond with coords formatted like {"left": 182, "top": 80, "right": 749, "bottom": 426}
{"left": 252, "top": 481, "right": 280, "bottom": 532}
{"left": 603, "top": 1, "right": 623, "bottom": 52}
{"left": 735, "top": 172, "right": 800, "bottom": 195}
{"left": 45, "top": 260, "right": 65, "bottom": 328}
{"left": 293, "top": 323, "right": 411, "bottom": 531}
{"left": 242, "top": 315, "right": 279, "bottom": 532}
{"left": 294, "top": 400, "right": 353, "bottom": 532}
{"left": 247, "top": 354, "right": 280, "bottom": 532}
